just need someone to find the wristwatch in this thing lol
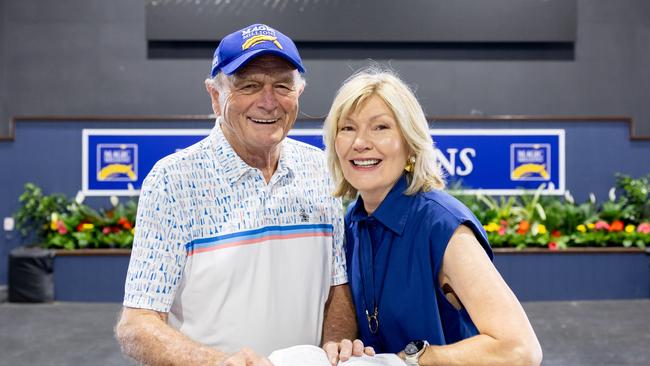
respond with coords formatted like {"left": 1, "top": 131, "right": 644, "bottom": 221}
{"left": 403, "top": 340, "right": 429, "bottom": 366}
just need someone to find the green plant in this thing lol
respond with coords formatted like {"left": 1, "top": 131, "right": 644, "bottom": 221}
{"left": 14, "top": 183, "right": 70, "bottom": 243}
{"left": 475, "top": 194, "right": 516, "bottom": 224}
{"left": 511, "top": 184, "right": 546, "bottom": 223}
{"left": 451, "top": 174, "right": 650, "bottom": 250}
{"left": 45, "top": 198, "right": 137, "bottom": 250}
{"left": 14, "top": 183, "right": 136, "bottom": 250}
{"left": 541, "top": 196, "right": 597, "bottom": 235}
{"left": 614, "top": 174, "right": 650, "bottom": 222}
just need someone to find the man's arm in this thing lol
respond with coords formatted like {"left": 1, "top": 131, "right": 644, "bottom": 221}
{"left": 322, "top": 284, "right": 372, "bottom": 365}
{"left": 115, "top": 307, "right": 272, "bottom": 366}
{"left": 322, "top": 284, "right": 357, "bottom": 343}
{"left": 115, "top": 307, "right": 226, "bottom": 365}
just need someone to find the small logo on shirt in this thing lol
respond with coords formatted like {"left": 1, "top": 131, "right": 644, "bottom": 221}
{"left": 299, "top": 208, "right": 310, "bottom": 223}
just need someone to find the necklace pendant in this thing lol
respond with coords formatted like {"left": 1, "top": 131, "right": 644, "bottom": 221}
{"left": 365, "top": 307, "right": 379, "bottom": 334}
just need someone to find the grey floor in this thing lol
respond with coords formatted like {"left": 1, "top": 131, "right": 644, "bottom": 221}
{"left": 0, "top": 296, "right": 649, "bottom": 366}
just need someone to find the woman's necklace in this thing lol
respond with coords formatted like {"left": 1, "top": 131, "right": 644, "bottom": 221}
{"left": 359, "top": 218, "right": 385, "bottom": 334}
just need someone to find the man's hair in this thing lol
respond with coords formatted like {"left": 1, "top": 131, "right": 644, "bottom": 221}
{"left": 323, "top": 66, "right": 445, "bottom": 199}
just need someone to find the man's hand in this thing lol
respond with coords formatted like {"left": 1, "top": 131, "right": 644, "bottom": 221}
{"left": 221, "top": 347, "right": 274, "bottom": 366}
{"left": 323, "top": 339, "right": 375, "bottom": 366}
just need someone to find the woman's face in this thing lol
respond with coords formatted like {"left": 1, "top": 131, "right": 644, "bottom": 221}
{"left": 335, "top": 95, "right": 410, "bottom": 210}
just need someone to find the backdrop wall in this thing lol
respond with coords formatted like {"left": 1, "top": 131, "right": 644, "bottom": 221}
{"left": 1, "top": 0, "right": 650, "bottom": 285}
{"left": 0, "top": 0, "right": 649, "bottom": 137}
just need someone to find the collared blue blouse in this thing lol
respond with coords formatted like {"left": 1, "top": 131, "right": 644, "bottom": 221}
{"left": 345, "top": 174, "right": 493, "bottom": 353}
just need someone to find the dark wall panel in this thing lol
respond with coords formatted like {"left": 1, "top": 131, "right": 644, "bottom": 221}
{"left": 146, "top": 0, "right": 577, "bottom": 42}
{"left": 0, "top": 0, "right": 6, "bottom": 134}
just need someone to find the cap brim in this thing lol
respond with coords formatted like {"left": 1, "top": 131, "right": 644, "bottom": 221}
{"left": 221, "top": 48, "right": 306, "bottom": 75}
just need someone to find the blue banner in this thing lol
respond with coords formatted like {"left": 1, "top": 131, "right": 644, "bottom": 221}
{"left": 83, "top": 128, "right": 564, "bottom": 195}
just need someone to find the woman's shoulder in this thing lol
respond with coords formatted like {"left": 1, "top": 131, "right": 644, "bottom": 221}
{"left": 416, "top": 189, "right": 476, "bottom": 223}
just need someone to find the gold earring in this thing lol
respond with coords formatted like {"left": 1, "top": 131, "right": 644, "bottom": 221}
{"left": 404, "top": 155, "right": 416, "bottom": 173}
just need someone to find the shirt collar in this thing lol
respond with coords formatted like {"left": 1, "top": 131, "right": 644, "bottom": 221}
{"left": 212, "top": 118, "right": 294, "bottom": 186}
{"left": 349, "top": 174, "right": 412, "bottom": 236}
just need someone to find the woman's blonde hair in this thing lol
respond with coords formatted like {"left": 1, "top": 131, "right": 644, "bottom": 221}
{"left": 324, "top": 67, "right": 445, "bottom": 199}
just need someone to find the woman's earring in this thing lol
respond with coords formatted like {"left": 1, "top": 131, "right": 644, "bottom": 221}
{"left": 404, "top": 155, "right": 416, "bottom": 173}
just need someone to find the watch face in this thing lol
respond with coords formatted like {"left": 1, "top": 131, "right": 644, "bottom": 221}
{"left": 405, "top": 340, "right": 425, "bottom": 356}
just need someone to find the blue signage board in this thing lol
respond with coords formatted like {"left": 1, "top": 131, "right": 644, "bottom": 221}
{"left": 430, "top": 129, "right": 564, "bottom": 195}
{"left": 83, "top": 129, "right": 208, "bottom": 196}
{"left": 83, "top": 129, "right": 564, "bottom": 196}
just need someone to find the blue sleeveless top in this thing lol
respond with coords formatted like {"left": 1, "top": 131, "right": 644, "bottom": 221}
{"left": 345, "top": 174, "right": 493, "bottom": 353}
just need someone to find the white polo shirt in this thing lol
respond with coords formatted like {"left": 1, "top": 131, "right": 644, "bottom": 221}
{"left": 123, "top": 121, "right": 346, "bottom": 355}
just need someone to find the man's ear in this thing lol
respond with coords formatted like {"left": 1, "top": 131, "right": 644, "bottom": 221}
{"left": 296, "top": 80, "right": 306, "bottom": 98}
{"left": 205, "top": 80, "right": 222, "bottom": 116}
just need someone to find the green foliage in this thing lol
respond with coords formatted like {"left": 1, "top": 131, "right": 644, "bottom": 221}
{"left": 14, "top": 183, "right": 136, "bottom": 250}
{"left": 540, "top": 197, "right": 597, "bottom": 234}
{"left": 614, "top": 173, "right": 650, "bottom": 222}
{"left": 14, "top": 183, "right": 70, "bottom": 242}
{"left": 451, "top": 174, "right": 650, "bottom": 250}
{"left": 13, "top": 174, "right": 650, "bottom": 251}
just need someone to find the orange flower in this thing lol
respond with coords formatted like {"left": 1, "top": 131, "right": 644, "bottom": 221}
{"left": 551, "top": 230, "right": 562, "bottom": 238}
{"left": 118, "top": 217, "right": 133, "bottom": 230}
{"left": 517, "top": 220, "right": 530, "bottom": 235}
{"left": 609, "top": 220, "right": 624, "bottom": 232}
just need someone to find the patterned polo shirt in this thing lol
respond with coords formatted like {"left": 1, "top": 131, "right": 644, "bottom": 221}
{"left": 123, "top": 120, "right": 347, "bottom": 355}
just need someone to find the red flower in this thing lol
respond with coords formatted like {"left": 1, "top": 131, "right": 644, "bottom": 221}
{"left": 609, "top": 220, "right": 624, "bottom": 232}
{"left": 517, "top": 220, "right": 530, "bottom": 235}
{"left": 76, "top": 223, "right": 85, "bottom": 232}
{"left": 57, "top": 221, "right": 68, "bottom": 235}
{"left": 551, "top": 230, "right": 562, "bottom": 238}
{"left": 548, "top": 242, "right": 558, "bottom": 250}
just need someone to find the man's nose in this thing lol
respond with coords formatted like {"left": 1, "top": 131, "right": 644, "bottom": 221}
{"left": 257, "top": 85, "right": 279, "bottom": 111}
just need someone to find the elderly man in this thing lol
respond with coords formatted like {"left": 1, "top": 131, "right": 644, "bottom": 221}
{"left": 115, "top": 24, "right": 360, "bottom": 365}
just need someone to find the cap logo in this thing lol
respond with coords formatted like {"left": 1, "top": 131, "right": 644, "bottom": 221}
{"left": 242, "top": 35, "right": 283, "bottom": 50}
{"left": 240, "top": 24, "right": 283, "bottom": 50}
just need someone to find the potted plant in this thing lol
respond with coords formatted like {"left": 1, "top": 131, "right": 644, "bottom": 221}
{"left": 13, "top": 184, "right": 137, "bottom": 301}
{"left": 9, "top": 183, "right": 68, "bottom": 302}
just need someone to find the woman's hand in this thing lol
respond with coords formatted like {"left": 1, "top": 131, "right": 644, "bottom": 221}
{"left": 323, "top": 339, "right": 375, "bottom": 365}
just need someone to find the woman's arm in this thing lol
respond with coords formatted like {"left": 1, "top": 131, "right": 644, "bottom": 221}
{"left": 415, "top": 224, "right": 542, "bottom": 366}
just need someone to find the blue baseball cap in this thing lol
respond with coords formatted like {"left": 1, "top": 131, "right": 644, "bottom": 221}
{"left": 210, "top": 24, "right": 306, "bottom": 77}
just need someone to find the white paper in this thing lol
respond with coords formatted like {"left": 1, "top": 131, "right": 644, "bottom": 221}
{"left": 268, "top": 345, "right": 406, "bottom": 366}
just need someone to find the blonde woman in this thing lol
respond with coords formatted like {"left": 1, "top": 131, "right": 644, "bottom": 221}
{"left": 322, "top": 68, "right": 542, "bottom": 366}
